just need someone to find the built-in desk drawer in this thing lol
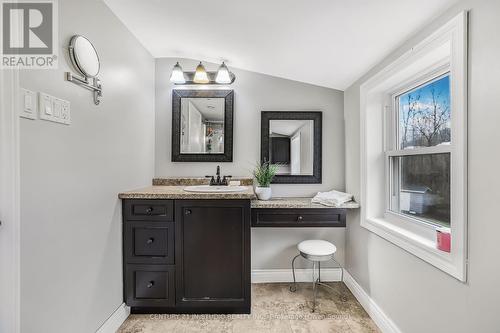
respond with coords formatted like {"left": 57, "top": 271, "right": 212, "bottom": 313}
{"left": 124, "top": 221, "right": 175, "bottom": 264}
{"left": 125, "top": 264, "right": 175, "bottom": 307}
{"left": 124, "top": 200, "right": 174, "bottom": 221}
{"left": 251, "top": 208, "right": 346, "bottom": 227}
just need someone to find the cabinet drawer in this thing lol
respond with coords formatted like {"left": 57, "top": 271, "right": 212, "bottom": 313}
{"left": 251, "top": 208, "right": 346, "bottom": 227}
{"left": 124, "top": 200, "right": 174, "bottom": 221}
{"left": 125, "top": 265, "right": 175, "bottom": 307}
{"left": 124, "top": 221, "right": 174, "bottom": 264}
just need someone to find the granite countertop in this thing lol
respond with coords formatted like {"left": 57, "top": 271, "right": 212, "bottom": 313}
{"left": 118, "top": 185, "right": 257, "bottom": 200}
{"left": 119, "top": 178, "right": 358, "bottom": 206}
{"left": 251, "top": 197, "right": 360, "bottom": 209}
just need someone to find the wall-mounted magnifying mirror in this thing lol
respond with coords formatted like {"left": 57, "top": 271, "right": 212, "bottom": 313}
{"left": 69, "top": 35, "right": 100, "bottom": 78}
{"left": 66, "top": 35, "right": 103, "bottom": 105}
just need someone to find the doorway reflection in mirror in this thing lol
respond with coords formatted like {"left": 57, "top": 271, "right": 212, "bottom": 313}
{"left": 269, "top": 120, "right": 314, "bottom": 175}
{"left": 180, "top": 98, "right": 225, "bottom": 154}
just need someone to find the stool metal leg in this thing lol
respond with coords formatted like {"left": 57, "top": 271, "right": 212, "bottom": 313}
{"left": 312, "top": 261, "right": 318, "bottom": 313}
{"left": 289, "top": 254, "right": 300, "bottom": 292}
{"left": 318, "top": 262, "right": 321, "bottom": 282}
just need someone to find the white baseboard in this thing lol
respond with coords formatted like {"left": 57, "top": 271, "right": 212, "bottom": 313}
{"left": 252, "top": 268, "right": 342, "bottom": 283}
{"left": 343, "top": 270, "right": 401, "bottom": 333}
{"left": 95, "top": 303, "right": 130, "bottom": 333}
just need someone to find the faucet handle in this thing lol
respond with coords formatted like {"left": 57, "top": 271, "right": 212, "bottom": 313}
{"left": 205, "top": 175, "right": 215, "bottom": 185}
{"left": 222, "top": 175, "right": 232, "bottom": 185}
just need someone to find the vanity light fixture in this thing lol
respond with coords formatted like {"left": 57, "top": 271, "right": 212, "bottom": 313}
{"left": 215, "top": 62, "right": 232, "bottom": 84}
{"left": 170, "top": 61, "right": 236, "bottom": 85}
{"left": 170, "top": 62, "right": 186, "bottom": 84}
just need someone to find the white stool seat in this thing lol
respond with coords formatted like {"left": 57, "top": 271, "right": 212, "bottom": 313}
{"left": 297, "top": 240, "right": 336, "bottom": 261}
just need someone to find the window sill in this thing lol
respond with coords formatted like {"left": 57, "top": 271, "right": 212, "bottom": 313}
{"left": 361, "top": 216, "right": 463, "bottom": 280}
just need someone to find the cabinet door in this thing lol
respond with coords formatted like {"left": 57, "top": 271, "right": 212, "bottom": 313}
{"left": 175, "top": 200, "right": 250, "bottom": 313}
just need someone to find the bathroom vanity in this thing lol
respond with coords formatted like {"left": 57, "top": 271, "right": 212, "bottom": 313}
{"left": 119, "top": 178, "right": 358, "bottom": 314}
{"left": 120, "top": 180, "right": 254, "bottom": 314}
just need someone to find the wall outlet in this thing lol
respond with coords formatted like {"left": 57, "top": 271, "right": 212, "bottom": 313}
{"left": 38, "top": 92, "right": 71, "bottom": 125}
{"left": 20, "top": 88, "right": 37, "bottom": 120}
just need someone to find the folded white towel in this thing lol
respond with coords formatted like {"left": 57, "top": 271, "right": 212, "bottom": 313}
{"left": 312, "top": 190, "right": 353, "bottom": 207}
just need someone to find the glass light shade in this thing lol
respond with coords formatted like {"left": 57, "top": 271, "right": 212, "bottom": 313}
{"left": 215, "top": 62, "right": 232, "bottom": 84}
{"left": 170, "top": 62, "right": 185, "bottom": 83}
{"left": 193, "top": 62, "right": 209, "bottom": 83}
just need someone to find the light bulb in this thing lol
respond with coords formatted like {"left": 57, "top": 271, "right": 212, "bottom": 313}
{"left": 215, "top": 62, "right": 232, "bottom": 84}
{"left": 193, "top": 62, "right": 209, "bottom": 84}
{"left": 170, "top": 62, "right": 185, "bottom": 84}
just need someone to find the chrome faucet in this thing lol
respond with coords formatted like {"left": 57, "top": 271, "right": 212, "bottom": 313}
{"left": 206, "top": 165, "right": 232, "bottom": 186}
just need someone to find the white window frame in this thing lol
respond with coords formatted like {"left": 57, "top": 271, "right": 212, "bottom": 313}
{"left": 360, "top": 12, "right": 468, "bottom": 281}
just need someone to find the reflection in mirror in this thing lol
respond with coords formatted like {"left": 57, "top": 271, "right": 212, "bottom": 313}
{"left": 180, "top": 98, "right": 225, "bottom": 154}
{"left": 269, "top": 120, "right": 314, "bottom": 175}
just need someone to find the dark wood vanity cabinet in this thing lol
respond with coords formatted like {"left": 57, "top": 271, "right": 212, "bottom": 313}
{"left": 123, "top": 199, "right": 251, "bottom": 314}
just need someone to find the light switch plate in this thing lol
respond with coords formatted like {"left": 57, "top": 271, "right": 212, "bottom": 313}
{"left": 20, "top": 88, "right": 37, "bottom": 120}
{"left": 39, "top": 92, "right": 71, "bottom": 125}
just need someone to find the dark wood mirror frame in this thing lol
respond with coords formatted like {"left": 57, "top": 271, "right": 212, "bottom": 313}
{"left": 171, "top": 89, "right": 234, "bottom": 162}
{"left": 261, "top": 111, "right": 322, "bottom": 184}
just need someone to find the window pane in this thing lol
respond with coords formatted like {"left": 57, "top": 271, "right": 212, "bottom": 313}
{"left": 390, "top": 153, "right": 450, "bottom": 227}
{"left": 398, "top": 75, "right": 451, "bottom": 149}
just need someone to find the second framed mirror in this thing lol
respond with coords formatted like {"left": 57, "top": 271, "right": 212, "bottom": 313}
{"left": 261, "top": 111, "right": 322, "bottom": 184}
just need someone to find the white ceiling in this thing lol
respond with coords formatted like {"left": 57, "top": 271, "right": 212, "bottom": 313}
{"left": 104, "top": 0, "right": 458, "bottom": 90}
{"left": 187, "top": 98, "right": 225, "bottom": 121}
{"left": 270, "top": 120, "right": 311, "bottom": 137}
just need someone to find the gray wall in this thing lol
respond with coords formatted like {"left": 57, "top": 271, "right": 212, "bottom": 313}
{"left": 19, "top": 1, "right": 155, "bottom": 332}
{"left": 344, "top": 1, "right": 500, "bottom": 332}
{"left": 155, "top": 58, "right": 346, "bottom": 269}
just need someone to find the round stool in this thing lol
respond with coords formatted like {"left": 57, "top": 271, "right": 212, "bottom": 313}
{"left": 290, "top": 240, "right": 342, "bottom": 312}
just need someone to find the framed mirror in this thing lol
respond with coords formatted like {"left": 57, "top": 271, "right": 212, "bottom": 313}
{"left": 172, "top": 90, "right": 234, "bottom": 162}
{"left": 69, "top": 35, "right": 100, "bottom": 78}
{"left": 261, "top": 111, "right": 322, "bottom": 183}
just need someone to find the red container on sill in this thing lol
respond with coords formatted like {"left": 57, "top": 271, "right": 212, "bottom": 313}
{"left": 436, "top": 228, "right": 451, "bottom": 252}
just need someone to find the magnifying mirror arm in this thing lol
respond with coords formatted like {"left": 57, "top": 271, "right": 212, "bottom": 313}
{"left": 66, "top": 72, "right": 103, "bottom": 105}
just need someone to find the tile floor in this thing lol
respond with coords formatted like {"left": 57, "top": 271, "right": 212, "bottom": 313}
{"left": 118, "top": 282, "right": 380, "bottom": 332}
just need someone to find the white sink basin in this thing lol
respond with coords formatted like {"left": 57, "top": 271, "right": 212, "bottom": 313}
{"left": 183, "top": 185, "right": 247, "bottom": 193}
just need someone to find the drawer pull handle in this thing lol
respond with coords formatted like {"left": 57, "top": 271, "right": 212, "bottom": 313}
{"left": 185, "top": 209, "right": 192, "bottom": 215}
{"left": 147, "top": 281, "right": 155, "bottom": 288}
{"left": 146, "top": 207, "right": 154, "bottom": 214}
{"left": 146, "top": 237, "right": 154, "bottom": 244}
{"left": 298, "top": 216, "right": 304, "bottom": 221}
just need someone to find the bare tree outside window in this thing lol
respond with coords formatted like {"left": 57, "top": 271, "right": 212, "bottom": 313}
{"left": 398, "top": 75, "right": 451, "bottom": 149}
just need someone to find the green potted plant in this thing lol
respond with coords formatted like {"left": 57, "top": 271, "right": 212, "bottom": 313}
{"left": 253, "top": 161, "right": 279, "bottom": 200}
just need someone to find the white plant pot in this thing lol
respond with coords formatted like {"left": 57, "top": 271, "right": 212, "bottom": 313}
{"left": 255, "top": 186, "right": 272, "bottom": 200}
